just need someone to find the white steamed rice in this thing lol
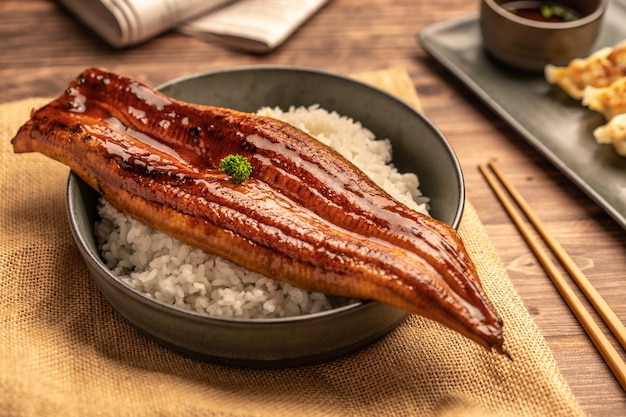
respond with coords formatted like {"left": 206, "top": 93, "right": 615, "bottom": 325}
{"left": 95, "top": 105, "right": 429, "bottom": 319}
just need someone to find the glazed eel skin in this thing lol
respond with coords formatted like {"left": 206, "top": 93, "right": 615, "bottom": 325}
{"left": 12, "top": 68, "right": 505, "bottom": 354}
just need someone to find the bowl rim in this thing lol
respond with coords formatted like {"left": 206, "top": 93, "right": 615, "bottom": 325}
{"left": 483, "top": 0, "right": 608, "bottom": 30}
{"left": 67, "top": 64, "right": 465, "bottom": 326}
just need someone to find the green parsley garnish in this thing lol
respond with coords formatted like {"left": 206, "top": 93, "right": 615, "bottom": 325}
{"left": 219, "top": 154, "right": 253, "bottom": 183}
{"left": 540, "top": 3, "right": 579, "bottom": 22}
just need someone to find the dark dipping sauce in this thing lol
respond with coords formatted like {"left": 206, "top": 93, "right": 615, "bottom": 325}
{"left": 502, "top": 1, "right": 581, "bottom": 22}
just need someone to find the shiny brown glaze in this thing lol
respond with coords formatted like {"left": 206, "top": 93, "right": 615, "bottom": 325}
{"left": 66, "top": 69, "right": 491, "bottom": 314}
{"left": 12, "top": 68, "right": 505, "bottom": 353}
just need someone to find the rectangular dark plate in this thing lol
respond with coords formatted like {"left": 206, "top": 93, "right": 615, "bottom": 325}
{"left": 418, "top": 0, "right": 626, "bottom": 228}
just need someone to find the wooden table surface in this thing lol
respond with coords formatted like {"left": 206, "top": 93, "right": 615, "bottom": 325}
{"left": 2, "top": 0, "right": 625, "bottom": 415}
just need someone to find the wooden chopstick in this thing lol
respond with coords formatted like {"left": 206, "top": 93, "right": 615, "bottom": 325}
{"left": 487, "top": 161, "right": 626, "bottom": 352}
{"left": 478, "top": 161, "right": 626, "bottom": 392}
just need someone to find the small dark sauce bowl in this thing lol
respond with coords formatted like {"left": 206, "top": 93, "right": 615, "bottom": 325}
{"left": 480, "top": 0, "right": 608, "bottom": 72}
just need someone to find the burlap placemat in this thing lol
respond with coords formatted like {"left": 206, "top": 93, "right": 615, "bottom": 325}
{"left": 0, "top": 68, "right": 584, "bottom": 417}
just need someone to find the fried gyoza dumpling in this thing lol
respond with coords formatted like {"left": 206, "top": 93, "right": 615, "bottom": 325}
{"left": 593, "top": 113, "right": 626, "bottom": 156}
{"left": 545, "top": 41, "right": 626, "bottom": 100}
{"left": 583, "top": 77, "right": 626, "bottom": 120}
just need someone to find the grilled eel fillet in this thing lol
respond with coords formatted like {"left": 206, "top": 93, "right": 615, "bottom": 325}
{"left": 12, "top": 68, "right": 505, "bottom": 354}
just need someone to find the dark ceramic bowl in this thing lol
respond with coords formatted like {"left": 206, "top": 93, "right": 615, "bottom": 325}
{"left": 480, "top": 0, "right": 608, "bottom": 72}
{"left": 66, "top": 66, "right": 465, "bottom": 368}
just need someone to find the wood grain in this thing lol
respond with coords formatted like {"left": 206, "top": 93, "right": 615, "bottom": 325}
{"left": 1, "top": 0, "right": 624, "bottom": 414}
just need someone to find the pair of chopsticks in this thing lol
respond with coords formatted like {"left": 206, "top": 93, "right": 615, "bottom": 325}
{"left": 478, "top": 161, "right": 626, "bottom": 392}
